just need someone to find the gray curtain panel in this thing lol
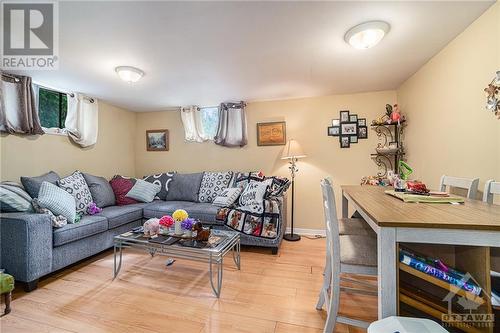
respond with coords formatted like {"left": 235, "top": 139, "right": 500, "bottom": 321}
{"left": 0, "top": 72, "right": 44, "bottom": 135}
{"left": 214, "top": 101, "right": 247, "bottom": 147}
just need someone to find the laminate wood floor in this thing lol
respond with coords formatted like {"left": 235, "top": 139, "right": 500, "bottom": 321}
{"left": 0, "top": 238, "right": 377, "bottom": 333}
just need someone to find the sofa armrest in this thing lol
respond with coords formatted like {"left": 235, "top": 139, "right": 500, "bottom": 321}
{"left": 0, "top": 213, "right": 53, "bottom": 282}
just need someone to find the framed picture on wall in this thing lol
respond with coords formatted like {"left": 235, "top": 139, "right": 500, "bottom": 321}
{"left": 146, "top": 129, "right": 169, "bottom": 151}
{"left": 257, "top": 121, "right": 286, "bottom": 146}
{"left": 349, "top": 114, "right": 358, "bottom": 122}
{"left": 340, "top": 136, "right": 350, "bottom": 148}
{"left": 340, "top": 122, "right": 358, "bottom": 136}
{"left": 358, "top": 126, "right": 368, "bottom": 139}
{"left": 340, "top": 110, "right": 350, "bottom": 122}
{"left": 328, "top": 126, "right": 340, "bottom": 136}
{"left": 358, "top": 118, "right": 366, "bottom": 127}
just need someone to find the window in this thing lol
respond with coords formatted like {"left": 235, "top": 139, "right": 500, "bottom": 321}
{"left": 38, "top": 87, "right": 68, "bottom": 129}
{"left": 199, "top": 106, "right": 219, "bottom": 140}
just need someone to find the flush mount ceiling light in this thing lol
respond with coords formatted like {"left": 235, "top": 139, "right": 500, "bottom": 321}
{"left": 115, "top": 66, "right": 144, "bottom": 83}
{"left": 344, "top": 21, "right": 390, "bottom": 50}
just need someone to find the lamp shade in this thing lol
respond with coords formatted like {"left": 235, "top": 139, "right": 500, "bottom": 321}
{"left": 281, "top": 139, "right": 306, "bottom": 159}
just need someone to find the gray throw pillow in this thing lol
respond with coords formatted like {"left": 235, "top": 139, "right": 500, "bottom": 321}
{"left": 21, "top": 171, "right": 60, "bottom": 198}
{"left": 143, "top": 172, "right": 176, "bottom": 200}
{"left": 0, "top": 181, "right": 34, "bottom": 212}
{"left": 126, "top": 179, "right": 161, "bottom": 203}
{"left": 37, "top": 181, "right": 77, "bottom": 223}
{"left": 83, "top": 173, "right": 116, "bottom": 207}
{"left": 166, "top": 173, "right": 204, "bottom": 202}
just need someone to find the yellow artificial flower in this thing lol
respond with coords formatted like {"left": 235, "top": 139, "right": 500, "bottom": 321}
{"left": 172, "top": 209, "right": 189, "bottom": 222}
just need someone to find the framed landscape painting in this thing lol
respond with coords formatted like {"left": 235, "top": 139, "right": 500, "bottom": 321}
{"left": 146, "top": 129, "right": 169, "bottom": 151}
{"left": 257, "top": 121, "right": 286, "bottom": 146}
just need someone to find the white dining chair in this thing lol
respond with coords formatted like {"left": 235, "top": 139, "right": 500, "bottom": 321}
{"left": 439, "top": 175, "right": 479, "bottom": 199}
{"left": 483, "top": 180, "right": 500, "bottom": 272}
{"left": 483, "top": 179, "right": 500, "bottom": 204}
{"left": 316, "top": 178, "right": 377, "bottom": 333}
{"left": 368, "top": 316, "right": 448, "bottom": 333}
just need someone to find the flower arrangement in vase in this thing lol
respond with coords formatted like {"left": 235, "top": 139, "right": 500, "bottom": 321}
{"left": 181, "top": 218, "right": 196, "bottom": 237}
{"left": 172, "top": 209, "right": 189, "bottom": 235}
{"left": 159, "top": 215, "right": 174, "bottom": 234}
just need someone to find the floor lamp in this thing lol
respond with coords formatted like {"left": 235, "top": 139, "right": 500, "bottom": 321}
{"left": 281, "top": 139, "right": 306, "bottom": 242}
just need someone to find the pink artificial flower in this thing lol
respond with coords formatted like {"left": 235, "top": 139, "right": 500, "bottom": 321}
{"left": 159, "top": 215, "right": 174, "bottom": 227}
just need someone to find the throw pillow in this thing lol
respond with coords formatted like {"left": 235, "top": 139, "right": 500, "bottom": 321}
{"left": 143, "top": 172, "right": 176, "bottom": 200}
{"left": 21, "top": 171, "right": 60, "bottom": 198}
{"left": 83, "top": 173, "right": 116, "bottom": 207}
{"left": 109, "top": 175, "right": 138, "bottom": 206}
{"left": 265, "top": 176, "right": 291, "bottom": 197}
{"left": 37, "top": 181, "right": 77, "bottom": 223}
{"left": 0, "top": 181, "right": 34, "bottom": 212}
{"left": 57, "top": 171, "right": 93, "bottom": 215}
{"left": 126, "top": 179, "right": 161, "bottom": 203}
{"left": 166, "top": 173, "right": 204, "bottom": 202}
{"left": 212, "top": 187, "right": 242, "bottom": 207}
{"left": 238, "top": 179, "right": 272, "bottom": 213}
{"left": 232, "top": 171, "right": 265, "bottom": 191}
{"left": 198, "top": 171, "right": 234, "bottom": 203}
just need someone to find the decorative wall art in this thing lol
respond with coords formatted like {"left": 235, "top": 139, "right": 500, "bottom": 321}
{"left": 257, "top": 121, "right": 286, "bottom": 146}
{"left": 146, "top": 129, "right": 169, "bottom": 151}
{"left": 327, "top": 110, "right": 367, "bottom": 148}
{"left": 484, "top": 71, "right": 500, "bottom": 119}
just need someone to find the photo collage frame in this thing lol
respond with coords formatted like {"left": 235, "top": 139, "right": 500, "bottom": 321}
{"left": 327, "top": 110, "right": 368, "bottom": 148}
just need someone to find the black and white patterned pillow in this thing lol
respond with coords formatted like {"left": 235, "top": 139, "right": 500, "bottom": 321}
{"left": 238, "top": 179, "right": 272, "bottom": 213}
{"left": 265, "top": 176, "right": 291, "bottom": 197}
{"left": 198, "top": 171, "right": 234, "bottom": 203}
{"left": 232, "top": 171, "right": 265, "bottom": 191}
{"left": 57, "top": 171, "right": 93, "bottom": 215}
{"left": 143, "top": 172, "right": 176, "bottom": 200}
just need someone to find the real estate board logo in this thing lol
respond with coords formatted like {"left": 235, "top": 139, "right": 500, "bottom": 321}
{"left": 1, "top": 1, "right": 59, "bottom": 69}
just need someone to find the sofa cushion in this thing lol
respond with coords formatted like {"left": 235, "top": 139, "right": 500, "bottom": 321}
{"left": 21, "top": 171, "right": 60, "bottom": 198}
{"left": 143, "top": 201, "right": 220, "bottom": 223}
{"left": 53, "top": 215, "right": 108, "bottom": 247}
{"left": 143, "top": 172, "right": 176, "bottom": 200}
{"left": 57, "top": 171, "right": 93, "bottom": 215}
{"left": 166, "top": 173, "right": 203, "bottom": 202}
{"left": 109, "top": 176, "right": 138, "bottom": 206}
{"left": 83, "top": 173, "right": 116, "bottom": 208}
{"left": 97, "top": 203, "right": 146, "bottom": 229}
{"left": 198, "top": 171, "right": 234, "bottom": 203}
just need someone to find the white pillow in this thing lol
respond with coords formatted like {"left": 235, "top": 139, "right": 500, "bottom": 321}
{"left": 238, "top": 179, "right": 272, "bottom": 213}
{"left": 212, "top": 187, "right": 242, "bottom": 207}
{"left": 126, "top": 179, "right": 161, "bottom": 203}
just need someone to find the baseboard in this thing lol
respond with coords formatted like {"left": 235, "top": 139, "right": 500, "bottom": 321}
{"left": 285, "top": 227, "right": 326, "bottom": 237}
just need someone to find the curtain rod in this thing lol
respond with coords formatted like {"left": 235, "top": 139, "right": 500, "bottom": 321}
{"left": 1, "top": 73, "right": 20, "bottom": 82}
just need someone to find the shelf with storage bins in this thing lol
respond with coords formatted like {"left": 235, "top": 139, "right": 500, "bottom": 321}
{"left": 398, "top": 245, "right": 494, "bottom": 333}
{"left": 370, "top": 120, "right": 406, "bottom": 177}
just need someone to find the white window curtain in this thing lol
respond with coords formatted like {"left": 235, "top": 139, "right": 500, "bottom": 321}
{"left": 65, "top": 93, "right": 98, "bottom": 147}
{"left": 180, "top": 105, "right": 213, "bottom": 142}
{"left": 214, "top": 101, "right": 247, "bottom": 147}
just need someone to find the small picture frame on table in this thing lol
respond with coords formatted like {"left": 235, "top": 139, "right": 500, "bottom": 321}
{"left": 358, "top": 126, "right": 368, "bottom": 139}
{"left": 358, "top": 118, "right": 366, "bottom": 127}
{"left": 340, "top": 110, "right": 350, "bottom": 122}
{"left": 328, "top": 126, "right": 340, "bottom": 136}
{"left": 349, "top": 114, "right": 358, "bottom": 122}
{"left": 340, "top": 136, "right": 350, "bottom": 148}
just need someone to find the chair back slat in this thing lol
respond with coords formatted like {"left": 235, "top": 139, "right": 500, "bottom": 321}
{"left": 320, "top": 178, "right": 341, "bottom": 271}
{"left": 483, "top": 180, "right": 500, "bottom": 204}
{"left": 439, "top": 175, "right": 479, "bottom": 199}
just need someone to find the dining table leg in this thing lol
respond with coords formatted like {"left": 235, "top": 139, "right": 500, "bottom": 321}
{"left": 377, "top": 227, "right": 398, "bottom": 318}
{"left": 342, "top": 190, "right": 348, "bottom": 218}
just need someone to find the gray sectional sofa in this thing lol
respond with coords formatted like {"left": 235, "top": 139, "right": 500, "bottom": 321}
{"left": 0, "top": 172, "right": 287, "bottom": 291}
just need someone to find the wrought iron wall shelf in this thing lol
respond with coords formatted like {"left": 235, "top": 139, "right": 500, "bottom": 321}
{"left": 370, "top": 121, "right": 406, "bottom": 177}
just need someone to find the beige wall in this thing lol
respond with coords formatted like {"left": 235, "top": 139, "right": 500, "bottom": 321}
{"left": 135, "top": 91, "right": 397, "bottom": 229}
{"left": 397, "top": 2, "right": 500, "bottom": 195}
{"left": 0, "top": 102, "right": 137, "bottom": 181}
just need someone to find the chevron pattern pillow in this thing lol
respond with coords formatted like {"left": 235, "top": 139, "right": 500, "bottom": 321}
{"left": 37, "top": 181, "right": 77, "bottom": 223}
{"left": 0, "top": 181, "right": 34, "bottom": 212}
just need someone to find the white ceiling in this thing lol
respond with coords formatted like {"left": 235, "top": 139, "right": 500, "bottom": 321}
{"left": 9, "top": 1, "right": 495, "bottom": 111}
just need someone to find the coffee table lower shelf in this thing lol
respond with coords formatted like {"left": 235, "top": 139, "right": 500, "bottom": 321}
{"left": 112, "top": 231, "right": 241, "bottom": 298}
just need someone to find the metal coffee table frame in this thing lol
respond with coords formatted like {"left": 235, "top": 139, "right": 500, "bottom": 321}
{"left": 113, "top": 230, "right": 240, "bottom": 298}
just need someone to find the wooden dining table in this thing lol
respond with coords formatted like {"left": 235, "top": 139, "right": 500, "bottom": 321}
{"left": 341, "top": 185, "right": 500, "bottom": 319}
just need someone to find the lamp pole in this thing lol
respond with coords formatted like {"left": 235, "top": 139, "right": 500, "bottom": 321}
{"left": 284, "top": 157, "right": 300, "bottom": 241}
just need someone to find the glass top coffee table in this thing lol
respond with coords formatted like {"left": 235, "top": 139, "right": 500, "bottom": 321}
{"left": 113, "top": 229, "right": 240, "bottom": 298}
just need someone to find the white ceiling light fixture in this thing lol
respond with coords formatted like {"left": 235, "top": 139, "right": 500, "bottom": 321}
{"left": 344, "top": 21, "right": 390, "bottom": 50}
{"left": 115, "top": 66, "right": 144, "bottom": 83}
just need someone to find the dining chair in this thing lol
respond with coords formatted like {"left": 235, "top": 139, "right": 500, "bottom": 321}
{"left": 316, "top": 178, "right": 377, "bottom": 333}
{"left": 483, "top": 180, "right": 500, "bottom": 272}
{"left": 439, "top": 175, "right": 479, "bottom": 199}
{"left": 483, "top": 179, "right": 500, "bottom": 204}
